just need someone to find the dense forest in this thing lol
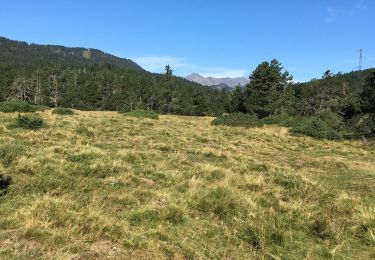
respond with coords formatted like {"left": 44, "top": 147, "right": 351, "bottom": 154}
{"left": 0, "top": 37, "right": 231, "bottom": 115}
{"left": 0, "top": 37, "right": 374, "bottom": 135}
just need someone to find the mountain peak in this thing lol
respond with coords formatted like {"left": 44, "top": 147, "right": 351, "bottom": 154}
{"left": 186, "top": 73, "right": 249, "bottom": 88}
{"left": 187, "top": 73, "right": 203, "bottom": 77}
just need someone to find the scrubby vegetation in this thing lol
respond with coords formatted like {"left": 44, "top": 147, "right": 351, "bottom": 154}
{"left": 260, "top": 114, "right": 300, "bottom": 127}
{"left": 291, "top": 117, "right": 342, "bottom": 140}
{"left": 52, "top": 107, "right": 74, "bottom": 115}
{"left": 0, "top": 111, "right": 374, "bottom": 259}
{"left": 119, "top": 109, "right": 159, "bottom": 120}
{"left": 0, "top": 100, "right": 48, "bottom": 113}
{"left": 15, "top": 114, "right": 44, "bottom": 129}
{"left": 212, "top": 113, "right": 263, "bottom": 127}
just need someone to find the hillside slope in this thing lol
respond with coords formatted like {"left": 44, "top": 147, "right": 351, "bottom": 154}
{"left": 0, "top": 37, "right": 143, "bottom": 71}
{"left": 0, "top": 37, "right": 230, "bottom": 115}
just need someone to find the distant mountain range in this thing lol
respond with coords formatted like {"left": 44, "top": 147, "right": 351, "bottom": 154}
{"left": 186, "top": 73, "right": 249, "bottom": 89}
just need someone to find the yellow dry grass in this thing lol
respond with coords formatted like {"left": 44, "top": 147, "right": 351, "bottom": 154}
{"left": 0, "top": 110, "right": 374, "bottom": 259}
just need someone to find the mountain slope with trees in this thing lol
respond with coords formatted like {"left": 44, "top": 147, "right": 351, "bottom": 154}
{"left": 0, "top": 37, "right": 232, "bottom": 115}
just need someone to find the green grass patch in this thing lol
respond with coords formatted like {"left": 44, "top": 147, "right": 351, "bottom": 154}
{"left": 195, "top": 186, "right": 247, "bottom": 223}
{"left": 119, "top": 109, "right": 159, "bottom": 120}
{"left": 52, "top": 107, "right": 74, "bottom": 115}
{"left": 0, "top": 141, "right": 26, "bottom": 166}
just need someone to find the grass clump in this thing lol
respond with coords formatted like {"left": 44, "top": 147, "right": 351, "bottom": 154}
{"left": 212, "top": 113, "right": 263, "bottom": 127}
{"left": 52, "top": 107, "right": 74, "bottom": 115}
{"left": 15, "top": 114, "right": 44, "bottom": 129}
{"left": 291, "top": 117, "right": 341, "bottom": 140}
{"left": 0, "top": 174, "right": 12, "bottom": 196}
{"left": 0, "top": 100, "right": 48, "bottom": 113}
{"left": 195, "top": 186, "right": 247, "bottom": 222}
{"left": 119, "top": 109, "right": 159, "bottom": 120}
{"left": 75, "top": 124, "right": 94, "bottom": 137}
{"left": 0, "top": 142, "right": 26, "bottom": 166}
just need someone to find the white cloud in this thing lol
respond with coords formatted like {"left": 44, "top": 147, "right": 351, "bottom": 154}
{"left": 132, "top": 55, "right": 248, "bottom": 78}
{"left": 325, "top": 7, "right": 342, "bottom": 23}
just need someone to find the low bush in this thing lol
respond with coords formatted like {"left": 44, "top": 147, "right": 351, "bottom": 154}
{"left": 52, "top": 107, "right": 74, "bottom": 115}
{"left": 212, "top": 113, "right": 263, "bottom": 127}
{"left": 291, "top": 117, "right": 341, "bottom": 140}
{"left": 261, "top": 114, "right": 300, "bottom": 127}
{"left": 316, "top": 109, "right": 343, "bottom": 130}
{"left": 346, "top": 114, "right": 375, "bottom": 136}
{"left": 0, "top": 174, "right": 12, "bottom": 196}
{"left": 0, "top": 100, "right": 48, "bottom": 113}
{"left": 119, "top": 109, "right": 159, "bottom": 120}
{"left": 16, "top": 114, "right": 44, "bottom": 129}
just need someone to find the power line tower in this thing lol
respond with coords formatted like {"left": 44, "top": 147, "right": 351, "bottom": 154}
{"left": 358, "top": 48, "right": 363, "bottom": 71}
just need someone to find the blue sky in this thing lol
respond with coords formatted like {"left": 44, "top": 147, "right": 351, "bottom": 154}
{"left": 0, "top": 0, "right": 374, "bottom": 81}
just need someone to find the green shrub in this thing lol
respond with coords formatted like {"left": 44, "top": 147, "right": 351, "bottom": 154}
{"left": 119, "top": 109, "right": 159, "bottom": 120}
{"left": 347, "top": 114, "right": 375, "bottom": 135}
{"left": 212, "top": 113, "right": 263, "bottom": 127}
{"left": 0, "top": 100, "right": 47, "bottom": 113}
{"left": 316, "top": 109, "right": 343, "bottom": 130}
{"left": 52, "top": 107, "right": 74, "bottom": 115}
{"left": 261, "top": 114, "right": 300, "bottom": 127}
{"left": 0, "top": 174, "right": 12, "bottom": 196}
{"left": 16, "top": 114, "right": 44, "bottom": 129}
{"left": 291, "top": 117, "right": 341, "bottom": 140}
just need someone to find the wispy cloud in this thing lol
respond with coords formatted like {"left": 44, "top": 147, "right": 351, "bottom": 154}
{"left": 325, "top": 7, "right": 342, "bottom": 23}
{"left": 324, "top": 2, "right": 368, "bottom": 23}
{"left": 132, "top": 55, "right": 248, "bottom": 78}
{"left": 350, "top": 3, "right": 367, "bottom": 15}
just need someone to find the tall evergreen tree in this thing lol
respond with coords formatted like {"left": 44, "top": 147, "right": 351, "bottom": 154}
{"left": 244, "top": 59, "right": 292, "bottom": 118}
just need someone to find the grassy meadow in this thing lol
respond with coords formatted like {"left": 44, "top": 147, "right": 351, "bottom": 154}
{"left": 0, "top": 110, "right": 374, "bottom": 259}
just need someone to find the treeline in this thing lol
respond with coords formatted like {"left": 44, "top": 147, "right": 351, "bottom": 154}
{"left": 0, "top": 64, "right": 233, "bottom": 115}
{"left": 229, "top": 59, "right": 375, "bottom": 136}
{"left": 0, "top": 36, "right": 231, "bottom": 115}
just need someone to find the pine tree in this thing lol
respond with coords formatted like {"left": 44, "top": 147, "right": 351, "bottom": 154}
{"left": 244, "top": 59, "right": 292, "bottom": 118}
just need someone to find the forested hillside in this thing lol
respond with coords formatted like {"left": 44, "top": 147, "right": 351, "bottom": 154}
{"left": 0, "top": 37, "right": 231, "bottom": 115}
